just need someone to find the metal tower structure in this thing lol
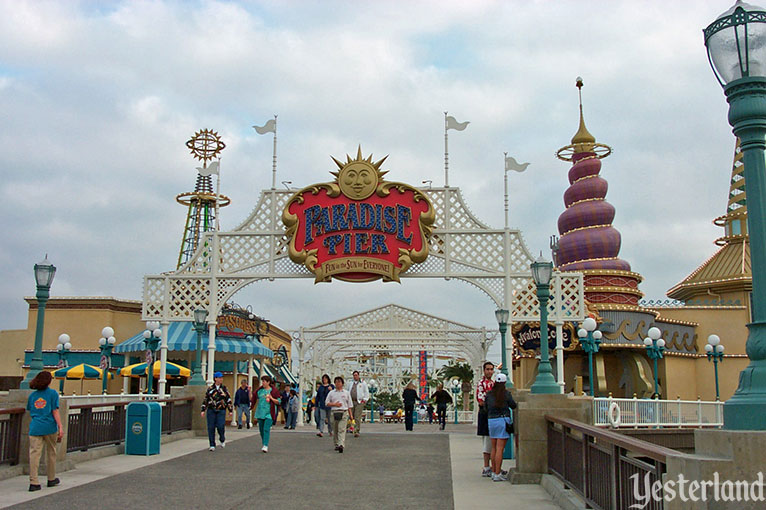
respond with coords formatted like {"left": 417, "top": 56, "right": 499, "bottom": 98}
{"left": 176, "top": 129, "right": 230, "bottom": 268}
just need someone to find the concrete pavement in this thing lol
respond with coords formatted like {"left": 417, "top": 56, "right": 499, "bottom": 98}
{"left": 1, "top": 422, "right": 561, "bottom": 510}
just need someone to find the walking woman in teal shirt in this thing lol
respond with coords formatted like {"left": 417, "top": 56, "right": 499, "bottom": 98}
{"left": 252, "top": 375, "right": 279, "bottom": 453}
{"left": 26, "top": 371, "right": 63, "bottom": 492}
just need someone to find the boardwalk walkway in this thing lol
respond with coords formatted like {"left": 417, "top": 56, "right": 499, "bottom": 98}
{"left": 1, "top": 423, "right": 561, "bottom": 510}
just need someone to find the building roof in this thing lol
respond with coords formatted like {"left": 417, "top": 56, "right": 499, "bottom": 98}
{"left": 667, "top": 238, "right": 751, "bottom": 301}
{"left": 667, "top": 139, "right": 751, "bottom": 302}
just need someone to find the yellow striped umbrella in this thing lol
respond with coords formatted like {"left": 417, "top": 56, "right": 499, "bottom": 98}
{"left": 53, "top": 363, "right": 113, "bottom": 380}
{"left": 120, "top": 361, "right": 191, "bottom": 378}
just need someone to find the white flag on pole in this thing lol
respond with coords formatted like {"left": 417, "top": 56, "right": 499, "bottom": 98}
{"left": 196, "top": 160, "right": 219, "bottom": 176}
{"left": 504, "top": 155, "right": 530, "bottom": 173}
{"left": 253, "top": 119, "right": 276, "bottom": 135}
{"left": 446, "top": 116, "right": 470, "bottom": 131}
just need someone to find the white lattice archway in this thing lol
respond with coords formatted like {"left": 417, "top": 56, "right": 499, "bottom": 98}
{"left": 142, "top": 187, "right": 585, "bottom": 395}
{"left": 292, "top": 303, "right": 494, "bottom": 426}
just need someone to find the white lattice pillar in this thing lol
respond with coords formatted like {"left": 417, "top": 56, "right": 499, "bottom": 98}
{"left": 207, "top": 322, "right": 216, "bottom": 384}
{"left": 555, "top": 320, "right": 565, "bottom": 393}
{"left": 296, "top": 333, "right": 305, "bottom": 427}
{"left": 158, "top": 321, "right": 170, "bottom": 397}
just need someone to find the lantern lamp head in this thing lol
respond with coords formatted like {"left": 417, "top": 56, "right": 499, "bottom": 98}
{"left": 530, "top": 253, "right": 553, "bottom": 286}
{"left": 704, "top": 1, "right": 766, "bottom": 86}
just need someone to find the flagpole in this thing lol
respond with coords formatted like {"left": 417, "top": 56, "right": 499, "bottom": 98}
{"left": 215, "top": 158, "right": 221, "bottom": 231}
{"left": 444, "top": 111, "right": 449, "bottom": 187}
{"left": 272, "top": 115, "right": 278, "bottom": 190}
{"left": 503, "top": 152, "right": 509, "bottom": 229}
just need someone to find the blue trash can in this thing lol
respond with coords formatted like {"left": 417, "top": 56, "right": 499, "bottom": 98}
{"left": 125, "top": 402, "right": 161, "bottom": 455}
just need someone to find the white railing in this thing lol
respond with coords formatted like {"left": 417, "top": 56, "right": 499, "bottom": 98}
{"left": 62, "top": 393, "right": 159, "bottom": 406}
{"left": 365, "top": 408, "right": 474, "bottom": 423}
{"left": 593, "top": 396, "right": 724, "bottom": 428}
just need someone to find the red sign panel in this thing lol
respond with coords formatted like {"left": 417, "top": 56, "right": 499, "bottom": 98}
{"left": 283, "top": 149, "right": 435, "bottom": 282}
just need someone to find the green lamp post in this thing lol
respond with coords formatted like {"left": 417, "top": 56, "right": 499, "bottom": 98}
{"left": 20, "top": 256, "right": 56, "bottom": 389}
{"left": 450, "top": 378, "right": 461, "bottom": 424}
{"left": 643, "top": 327, "right": 665, "bottom": 398}
{"left": 705, "top": 334, "right": 726, "bottom": 401}
{"left": 98, "top": 327, "right": 116, "bottom": 395}
{"left": 494, "top": 308, "right": 513, "bottom": 388}
{"left": 530, "top": 254, "right": 559, "bottom": 394}
{"left": 705, "top": 0, "right": 766, "bottom": 429}
{"left": 577, "top": 318, "right": 602, "bottom": 396}
{"left": 142, "top": 321, "right": 162, "bottom": 394}
{"left": 189, "top": 308, "right": 208, "bottom": 386}
{"left": 369, "top": 379, "right": 378, "bottom": 423}
{"left": 56, "top": 334, "right": 72, "bottom": 394}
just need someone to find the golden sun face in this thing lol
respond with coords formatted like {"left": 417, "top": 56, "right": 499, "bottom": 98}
{"left": 331, "top": 147, "right": 388, "bottom": 201}
{"left": 340, "top": 162, "right": 377, "bottom": 200}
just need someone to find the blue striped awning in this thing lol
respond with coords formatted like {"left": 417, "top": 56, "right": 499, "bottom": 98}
{"left": 114, "top": 322, "right": 273, "bottom": 358}
{"left": 279, "top": 365, "right": 298, "bottom": 386}
{"left": 253, "top": 358, "right": 277, "bottom": 380}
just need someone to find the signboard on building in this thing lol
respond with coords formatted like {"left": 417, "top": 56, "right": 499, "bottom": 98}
{"left": 216, "top": 313, "right": 270, "bottom": 338}
{"left": 283, "top": 148, "right": 435, "bottom": 283}
{"left": 511, "top": 322, "right": 578, "bottom": 356}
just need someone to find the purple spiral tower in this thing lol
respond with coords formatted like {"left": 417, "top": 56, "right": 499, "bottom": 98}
{"left": 554, "top": 79, "right": 643, "bottom": 309}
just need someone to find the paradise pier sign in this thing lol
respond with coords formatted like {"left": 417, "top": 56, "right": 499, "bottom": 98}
{"left": 283, "top": 147, "right": 435, "bottom": 282}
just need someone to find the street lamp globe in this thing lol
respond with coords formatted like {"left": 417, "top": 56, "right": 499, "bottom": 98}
{"left": 451, "top": 378, "right": 460, "bottom": 389}
{"left": 717, "top": 344, "right": 726, "bottom": 353}
{"left": 647, "top": 327, "right": 662, "bottom": 341}
{"left": 99, "top": 337, "right": 106, "bottom": 346}
{"left": 657, "top": 339, "right": 666, "bottom": 349}
{"left": 593, "top": 330, "right": 603, "bottom": 341}
{"left": 56, "top": 343, "right": 63, "bottom": 352}
{"left": 108, "top": 336, "right": 116, "bottom": 345}
{"left": 577, "top": 328, "right": 587, "bottom": 339}
{"left": 34, "top": 256, "right": 56, "bottom": 288}
{"left": 708, "top": 334, "right": 721, "bottom": 346}
{"left": 583, "top": 317, "right": 597, "bottom": 332}
{"left": 705, "top": 343, "right": 714, "bottom": 353}
{"left": 704, "top": 1, "right": 766, "bottom": 86}
{"left": 530, "top": 254, "right": 553, "bottom": 286}
{"left": 142, "top": 330, "right": 151, "bottom": 339}
{"left": 643, "top": 337, "right": 653, "bottom": 347}
{"left": 101, "top": 327, "right": 114, "bottom": 339}
{"left": 58, "top": 333, "right": 70, "bottom": 345}
{"left": 193, "top": 308, "right": 209, "bottom": 326}
{"left": 152, "top": 328, "right": 162, "bottom": 339}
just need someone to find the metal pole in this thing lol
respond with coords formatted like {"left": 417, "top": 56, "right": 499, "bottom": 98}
{"left": 271, "top": 115, "right": 278, "bottom": 190}
{"left": 444, "top": 112, "right": 449, "bottom": 187}
{"left": 530, "top": 280, "right": 559, "bottom": 393}
{"left": 587, "top": 342, "right": 595, "bottom": 397}
{"left": 653, "top": 353, "right": 659, "bottom": 396}
{"left": 370, "top": 390, "right": 375, "bottom": 423}
{"left": 503, "top": 154, "right": 509, "bottom": 229}
{"left": 21, "top": 283, "right": 50, "bottom": 389}
{"left": 190, "top": 322, "right": 205, "bottom": 386}
{"left": 714, "top": 357, "right": 720, "bottom": 401}
{"left": 721, "top": 76, "right": 766, "bottom": 429}
{"left": 499, "top": 322, "right": 508, "bottom": 379}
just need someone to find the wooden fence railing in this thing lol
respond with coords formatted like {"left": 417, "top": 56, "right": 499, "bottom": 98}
{"left": 0, "top": 407, "right": 24, "bottom": 466}
{"left": 546, "top": 415, "right": 678, "bottom": 510}
{"left": 67, "top": 397, "right": 193, "bottom": 453}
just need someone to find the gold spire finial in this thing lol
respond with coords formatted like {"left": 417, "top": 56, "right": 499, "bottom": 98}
{"left": 571, "top": 76, "right": 596, "bottom": 147}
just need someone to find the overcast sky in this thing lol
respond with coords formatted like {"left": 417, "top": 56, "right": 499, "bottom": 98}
{"left": 0, "top": 1, "right": 741, "bottom": 360}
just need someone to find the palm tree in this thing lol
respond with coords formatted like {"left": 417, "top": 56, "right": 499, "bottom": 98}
{"left": 439, "top": 361, "right": 474, "bottom": 411}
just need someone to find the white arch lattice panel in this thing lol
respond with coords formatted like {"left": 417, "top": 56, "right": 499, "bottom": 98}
{"left": 293, "top": 304, "right": 494, "bottom": 394}
{"left": 143, "top": 186, "right": 585, "bottom": 324}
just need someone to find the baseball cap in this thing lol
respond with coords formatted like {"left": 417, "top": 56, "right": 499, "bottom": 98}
{"left": 494, "top": 373, "right": 507, "bottom": 383}
{"left": 214, "top": 371, "right": 223, "bottom": 378}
